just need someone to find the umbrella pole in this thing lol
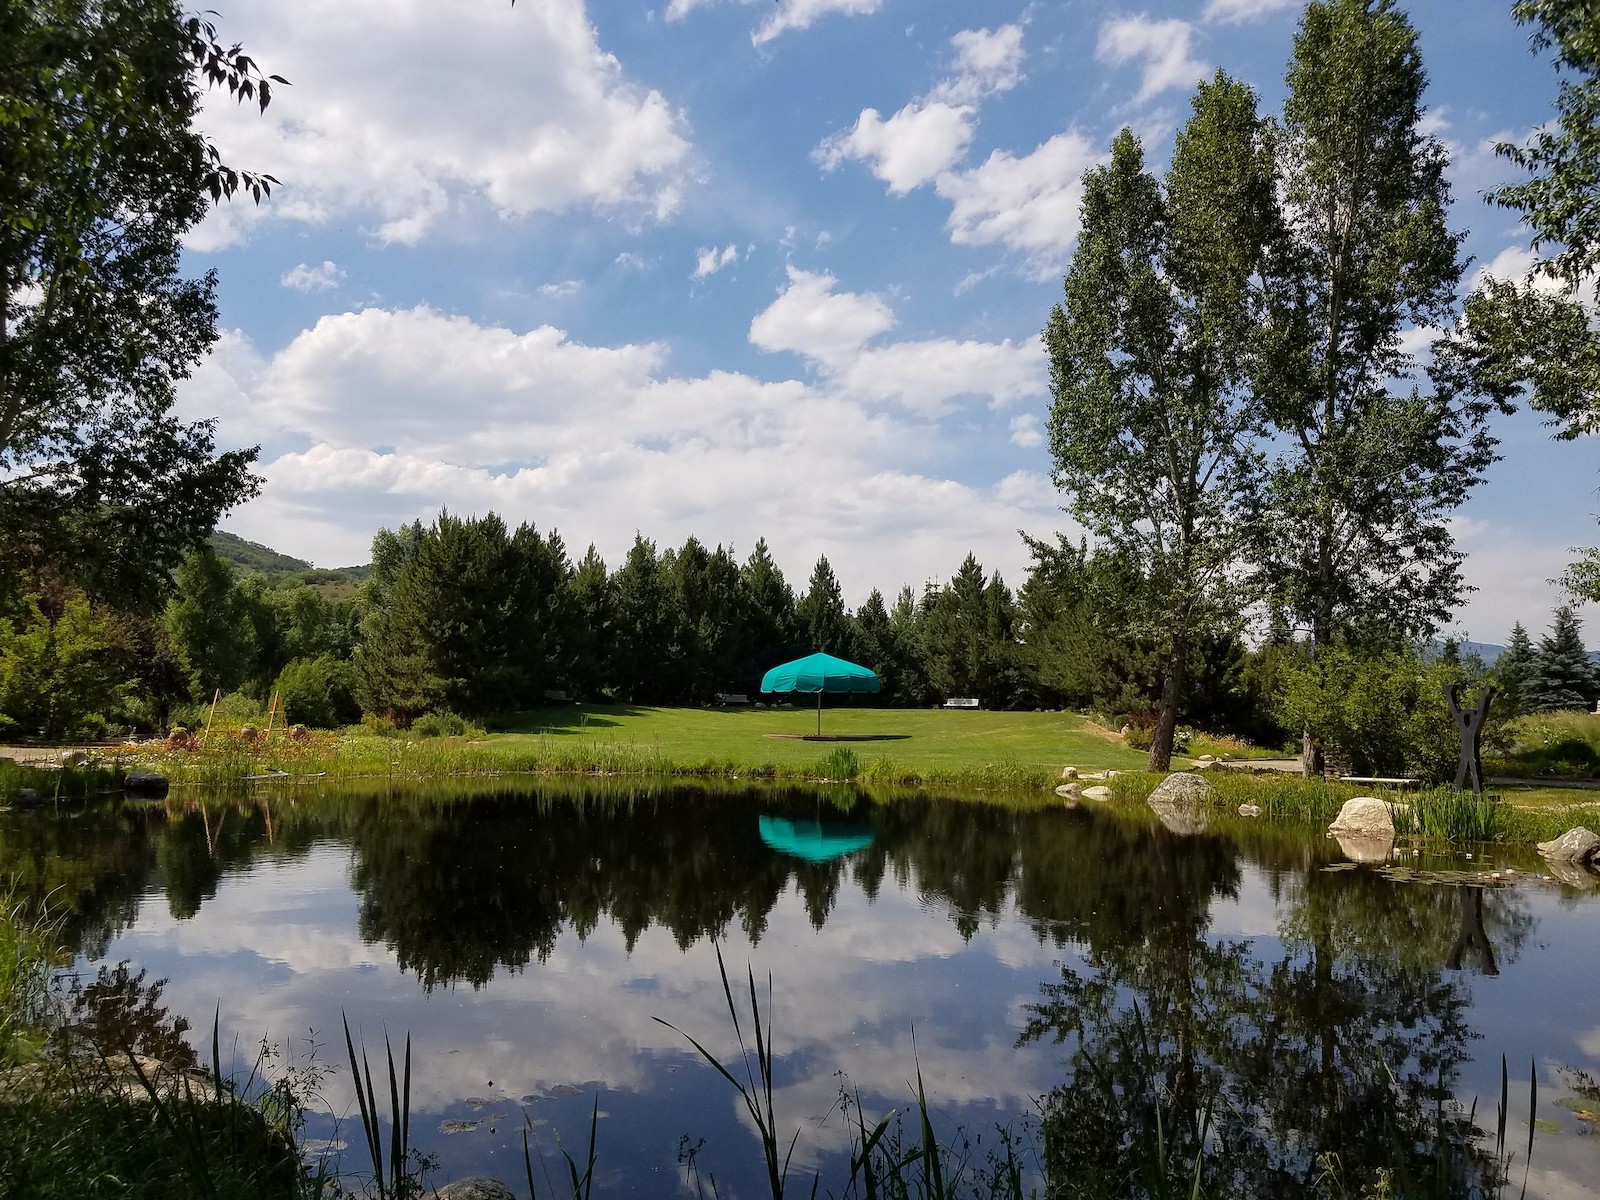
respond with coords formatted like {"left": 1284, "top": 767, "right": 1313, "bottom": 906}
{"left": 816, "top": 690, "right": 822, "bottom": 738}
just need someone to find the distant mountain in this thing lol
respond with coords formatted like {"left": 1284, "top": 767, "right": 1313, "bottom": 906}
{"left": 208, "top": 530, "right": 371, "bottom": 593}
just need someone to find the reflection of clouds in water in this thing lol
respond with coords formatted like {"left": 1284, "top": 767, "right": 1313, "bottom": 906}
{"left": 94, "top": 860, "right": 1064, "bottom": 1136}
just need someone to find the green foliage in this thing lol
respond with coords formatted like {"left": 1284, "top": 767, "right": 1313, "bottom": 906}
{"left": 274, "top": 655, "right": 360, "bottom": 730}
{"left": 164, "top": 549, "right": 259, "bottom": 701}
{"left": 1261, "top": 0, "right": 1499, "bottom": 656}
{"left": 1047, "top": 76, "right": 1274, "bottom": 769}
{"left": 0, "top": 593, "right": 128, "bottom": 739}
{"left": 1493, "top": 622, "right": 1538, "bottom": 718}
{"left": 1275, "top": 641, "right": 1495, "bottom": 782}
{"left": 409, "top": 709, "right": 485, "bottom": 739}
{"left": 0, "top": 0, "right": 271, "bottom": 608}
{"left": 1391, "top": 789, "right": 1510, "bottom": 843}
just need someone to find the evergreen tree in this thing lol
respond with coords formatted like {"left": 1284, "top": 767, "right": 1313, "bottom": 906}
{"left": 1528, "top": 605, "right": 1596, "bottom": 712}
{"left": 611, "top": 535, "right": 674, "bottom": 703}
{"left": 1492, "top": 622, "right": 1537, "bottom": 717}
{"left": 796, "top": 555, "right": 852, "bottom": 657}
{"left": 562, "top": 545, "right": 614, "bottom": 700}
{"left": 741, "top": 539, "right": 801, "bottom": 679}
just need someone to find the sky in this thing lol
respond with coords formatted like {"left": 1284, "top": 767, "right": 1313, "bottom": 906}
{"left": 178, "top": 0, "right": 1594, "bottom": 645}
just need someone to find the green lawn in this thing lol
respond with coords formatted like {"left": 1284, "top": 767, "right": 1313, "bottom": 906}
{"left": 489, "top": 702, "right": 1150, "bottom": 775}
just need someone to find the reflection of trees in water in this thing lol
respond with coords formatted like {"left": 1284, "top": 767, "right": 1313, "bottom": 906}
{"left": 1022, "top": 852, "right": 1533, "bottom": 1198}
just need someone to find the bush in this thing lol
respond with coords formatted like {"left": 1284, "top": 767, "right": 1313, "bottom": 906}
{"left": 272, "top": 656, "right": 359, "bottom": 729}
{"left": 409, "top": 709, "right": 485, "bottom": 739}
{"left": 358, "top": 713, "right": 397, "bottom": 737}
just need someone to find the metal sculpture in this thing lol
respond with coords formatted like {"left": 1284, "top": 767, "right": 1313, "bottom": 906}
{"left": 1442, "top": 682, "right": 1496, "bottom": 794}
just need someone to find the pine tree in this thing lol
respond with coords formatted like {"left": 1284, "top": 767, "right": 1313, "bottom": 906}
{"left": 797, "top": 556, "right": 852, "bottom": 657}
{"left": 1492, "top": 622, "right": 1536, "bottom": 717}
{"left": 1527, "top": 605, "right": 1596, "bottom": 712}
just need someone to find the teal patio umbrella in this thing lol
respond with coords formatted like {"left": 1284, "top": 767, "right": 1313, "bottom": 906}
{"left": 760, "top": 651, "right": 881, "bottom": 737}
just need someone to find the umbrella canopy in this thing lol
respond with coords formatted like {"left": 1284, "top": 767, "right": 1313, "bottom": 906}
{"left": 760, "top": 652, "right": 881, "bottom": 695}
{"left": 758, "top": 816, "right": 875, "bottom": 864}
{"left": 760, "top": 652, "right": 882, "bottom": 736}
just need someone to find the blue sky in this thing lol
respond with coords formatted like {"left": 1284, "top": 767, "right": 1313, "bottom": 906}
{"left": 179, "top": 0, "right": 1591, "bottom": 644}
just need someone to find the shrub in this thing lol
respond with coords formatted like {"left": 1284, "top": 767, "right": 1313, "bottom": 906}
{"left": 359, "top": 713, "right": 398, "bottom": 738}
{"left": 273, "top": 656, "right": 360, "bottom": 729}
{"left": 409, "top": 710, "right": 485, "bottom": 739}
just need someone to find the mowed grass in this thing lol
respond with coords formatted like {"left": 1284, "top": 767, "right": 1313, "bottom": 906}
{"left": 492, "top": 702, "right": 1150, "bottom": 774}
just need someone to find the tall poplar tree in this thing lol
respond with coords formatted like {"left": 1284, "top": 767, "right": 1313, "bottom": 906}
{"left": 1255, "top": 0, "right": 1501, "bottom": 773}
{"left": 1047, "top": 72, "right": 1275, "bottom": 770}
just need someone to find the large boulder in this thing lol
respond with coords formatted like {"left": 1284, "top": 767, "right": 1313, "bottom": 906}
{"left": 1147, "top": 772, "right": 1212, "bottom": 836}
{"left": 438, "top": 1179, "right": 518, "bottom": 1200}
{"left": 59, "top": 749, "right": 88, "bottom": 768}
{"left": 1328, "top": 797, "right": 1400, "bottom": 838}
{"left": 1536, "top": 827, "right": 1600, "bottom": 865}
{"left": 1082, "top": 785, "right": 1113, "bottom": 801}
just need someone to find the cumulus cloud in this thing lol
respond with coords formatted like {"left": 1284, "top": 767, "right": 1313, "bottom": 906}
{"left": 1202, "top": 0, "right": 1295, "bottom": 23}
{"left": 1095, "top": 16, "right": 1207, "bottom": 105}
{"left": 817, "top": 25, "right": 1025, "bottom": 194}
{"left": 692, "top": 244, "right": 740, "bottom": 279}
{"left": 280, "top": 260, "right": 344, "bottom": 292}
{"left": 749, "top": 268, "right": 1044, "bottom": 414}
{"left": 935, "top": 130, "right": 1101, "bottom": 274}
{"left": 180, "top": 295, "right": 1059, "bottom": 597}
{"left": 188, "top": 0, "right": 689, "bottom": 249}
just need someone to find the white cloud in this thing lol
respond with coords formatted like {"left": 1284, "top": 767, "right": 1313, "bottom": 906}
{"left": 540, "top": 280, "right": 584, "bottom": 298}
{"left": 613, "top": 251, "right": 650, "bottom": 271}
{"left": 1009, "top": 413, "right": 1044, "bottom": 449}
{"left": 935, "top": 130, "right": 1102, "bottom": 275}
{"left": 749, "top": 267, "right": 896, "bottom": 368}
{"left": 1202, "top": 0, "right": 1295, "bottom": 24}
{"left": 182, "top": 297, "right": 1059, "bottom": 598}
{"left": 935, "top": 25, "right": 1026, "bottom": 105}
{"left": 1095, "top": 16, "right": 1207, "bottom": 106}
{"left": 818, "top": 25, "right": 1025, "bottom": 194}
{"left": 692, "top": 244, "right": 740, "bottom": 279}
{"left": 280, "top": 260, "right": 344, "bottom": 292}
{"left": 749, "top": 268, "right": 1045, "bottom": 415}
{"left": 755, "top": 0, "right": 882, "bottom": 44}
{"left": 816, "top": 101, "right": 975, "bottom": 194}
{"left": 188, "top": 0, "right": 689, "bottom": 249}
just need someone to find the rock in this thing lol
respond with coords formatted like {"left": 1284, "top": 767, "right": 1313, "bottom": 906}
{"left": 1536, "top": 827, "right": 1600, "bottom": 865}
{"left": 1060, "top": 766, "right": 1078, "bottom": 780}
{"left": 1192, "top": 760, "right": 1211, "bottom": 771}
{"left": 1147, "top": 773, "right": 1212, "bottom": 836}
{"left": 122, "top": 771, "right": 169, "bottom": 798}
{"left": 13, "top": 788, "right": 41, "bottom": 808}
{"left": 1053, "top": 783, "right": 1081, "bottom": 799}
{"left": 1334, "top": 832, "right": 1396, "bottom": 863}
{"left": 1328, "top": 797, "right": 1400, "bottom": 838}
{"left": 59, "top": 749, "right": 88, "bottom": 768}
{"left": 1104, "top": 770, "right": 1120, "bottom": 779}
{"left": 238, "top": 725, "right": 260, "bottom": 741}
{"left": 1198, "top": 754, "right": 1216, "bottom": 764}
{"left": 437, "top": 1179, "right": 519, "bottom": 1200}
{"left": 1148, "top": 772, "right": 1213, "bottom": 806}
{"left": 1238, "top": 803, "right": 1262, "bottom": 817}
{"left": 1082, "top": 785, "right": 1113, "bottom": 801}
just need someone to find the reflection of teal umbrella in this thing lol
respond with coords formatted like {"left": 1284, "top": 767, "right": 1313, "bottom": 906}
{"left": 760, "top": 652, "right": 882, "bottom": 736}
{"left": 758, "top": 816, "right": 875, "bottom": 863}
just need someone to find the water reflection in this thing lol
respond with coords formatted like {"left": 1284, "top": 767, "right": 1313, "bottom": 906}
{"left": 0, "top": 781, "right": 1583, "bottom": 1197}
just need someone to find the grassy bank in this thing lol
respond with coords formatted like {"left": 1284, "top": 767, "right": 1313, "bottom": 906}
{"left": 131, "top": 704, "right": 1151, "bottom": 795}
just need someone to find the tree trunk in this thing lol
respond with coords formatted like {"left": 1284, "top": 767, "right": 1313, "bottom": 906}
{"left": 1147, "top": 620, "right": 1190, "bottom": 772}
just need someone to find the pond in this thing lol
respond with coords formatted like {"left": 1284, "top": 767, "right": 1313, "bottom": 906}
{"left": 4, "top": 781, "right": 1598, "bottom": 1198}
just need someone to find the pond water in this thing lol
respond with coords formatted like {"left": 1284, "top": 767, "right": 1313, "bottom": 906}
{"left": 4, "top": 781, "right": 1599, "bottom": 1198}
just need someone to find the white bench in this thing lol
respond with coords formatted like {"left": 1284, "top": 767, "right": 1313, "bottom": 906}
{"left": 1339, "top": 775, "right": 1422, "bottom": 790}
{"left": 715, "top": 692, "right": 751, "bottom": 705}
{"left": 942, "top": 698, "right": 980, "bottom": 709}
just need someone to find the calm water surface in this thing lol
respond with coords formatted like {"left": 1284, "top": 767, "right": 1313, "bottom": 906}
{"left": 5, "top": 781, "right": 1598, "bottom": 1197}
